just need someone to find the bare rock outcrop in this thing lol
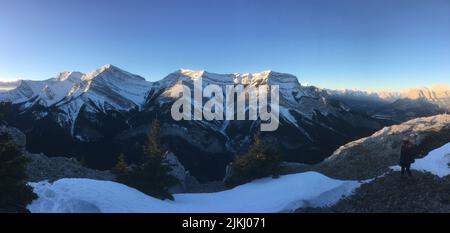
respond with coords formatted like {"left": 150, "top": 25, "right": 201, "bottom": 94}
{"left": 1, "top": 125, "right": 115, "bottom": 182}
{"left": 165, "top": 152, "right": 201, "bottom": 193}
{"left": 315, "top": 114, "right": 450, "bottom": 180}
{"left": 25, "top": 153, "right": 115, "bottom": 182}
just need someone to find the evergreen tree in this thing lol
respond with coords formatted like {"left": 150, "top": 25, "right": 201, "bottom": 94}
{"left": 224, "top": 132, "right": 281, "bottom": 187}
{"left": 146, "top": 118, "right": 165, "bottom": 157}
{"left": 113, "top": 153, "right": 128, "bottom": 174}
{"left": 0, "top": 133, "right": 37, "bottom": 212}
{"left": 117, "top": 119, "right": 178, "bottom": 200}
{"left": 0, "top": 101, "right": 12, "bottom": 123}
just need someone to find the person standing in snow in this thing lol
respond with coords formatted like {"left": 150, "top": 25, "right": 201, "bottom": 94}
{"left": 399, "top": 138, "right": 416, "bottom": 177}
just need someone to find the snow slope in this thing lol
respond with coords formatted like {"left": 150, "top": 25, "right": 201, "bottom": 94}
{"left": 27, "top": 171, "right": 360, "bottom": 213}
{"left": 391, "top": 142, "right": 450, "bottom": 177}
{"left": 77, "top": 64, "right": 152, "bottom": 110}
{"left": 0, "top": 65, "right": 151, "bottom": 112}
{"left": 0, "top": 72, "right": 83, "bottom": 106}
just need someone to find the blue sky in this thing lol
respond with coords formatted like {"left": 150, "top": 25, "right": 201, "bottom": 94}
{"left": 1, "top": 0, "right": 449, "bottom": 91}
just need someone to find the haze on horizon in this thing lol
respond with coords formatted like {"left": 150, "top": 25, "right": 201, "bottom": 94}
{"left": 1, "top": 0, "right": 449, "bottom": 92}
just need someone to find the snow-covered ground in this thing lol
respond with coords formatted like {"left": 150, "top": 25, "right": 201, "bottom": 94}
{"left": 27, "top": 171, "right": 360, "bottom": 213}
{"left": 28, "top": 142, "right": 450, "bottom": 213}
{"left": 391, "top": 142, "right": 450, "bottom": 178}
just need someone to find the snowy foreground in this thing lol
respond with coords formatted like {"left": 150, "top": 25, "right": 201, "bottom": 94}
{"left": 391, "top": 142, "right": 450, "bottom": 178}
{"left": 27, "top": 172, "right": 360, "bottom": 213}
{"left": 27, "top": 142, "right": 450, "bottom": 213}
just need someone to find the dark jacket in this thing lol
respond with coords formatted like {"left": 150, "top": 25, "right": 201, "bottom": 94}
{"left": 399, "top": 144, "right": 416, "bottom": 167}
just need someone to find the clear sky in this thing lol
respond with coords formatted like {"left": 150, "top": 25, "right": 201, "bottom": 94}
{"left": 1, "top": 0, "right": 449, "bottom": 91}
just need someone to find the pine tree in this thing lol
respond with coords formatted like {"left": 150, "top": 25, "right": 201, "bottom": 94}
{"left": 0, "top": 101, "right": 12, "bottom": 123}
{"left": 117, "top": 119, "right": 178, "bottom": 200}
{"left": 113, "top": 153, "right": 128, "bottom": 174}
{"left": 146, "top": 118, "right": 165, "bottom": 158}
{"left": 224, "top": 132, "right": 281, "bottom": 187}
{"left": 0, "top": 133, "right": 37, "bottom": 212}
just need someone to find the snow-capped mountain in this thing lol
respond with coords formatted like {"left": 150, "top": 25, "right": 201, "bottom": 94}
{"left": 401, "top": 84, "right": 450, "bottom": 109}
{"left": 0, "top": 71, "right": 83, "bottom": 107}
{"left": 329, "top": 84, "right": 450, "bottom": 107}
{"left": 1, "top": 65, "right": 153, "bottom": 132}
{"left": 0, "top": 65, "right": 151, "bottom": 112}
{"left": 328, "top": 85, "right": 450, "bottom": 122}
{"left": 74, "top": 64, "right": 152, "bottom": 110}
{"left": 143, "top": 69, "right": 383, "bottom": 179}
{"left": 53, "top": 65, "right": 152, "bottom": 133}
{"left": 1, "top": 65, "right": 384, "bottom": 181}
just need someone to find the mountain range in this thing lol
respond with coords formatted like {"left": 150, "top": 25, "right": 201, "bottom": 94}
{"left": 1, "top": 64, "right": 448, "bottom": 181}
{"left": 327, "top": 85, "right": 450, "bottom": 122}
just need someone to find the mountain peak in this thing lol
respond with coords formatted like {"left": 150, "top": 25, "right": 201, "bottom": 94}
{"left": 99, "top": 63, "right": 118, "bottom": 71}
{"left": 98, "top": 64, "right": 124, "bottom": 73}
{"left": 82, "top": 64, "right": 145, "bottom": 82}
{"left": 402, "top": 84, "right": 450, "bottom": 100}
{"left": 56, "top": 71, "right": 84, "bottom": 82}
{"left": 178, "top": 69, "right": 205, "bottom": 79}
{"left": 240, "top": 70, "right": 299, "bottom": 85}
{"left": 256, "top": 70, "right": 273, "bottom": 75}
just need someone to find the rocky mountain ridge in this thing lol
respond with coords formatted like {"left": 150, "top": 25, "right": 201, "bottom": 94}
{"left": 0, "top": 65, "right": 384, "bottom": 181}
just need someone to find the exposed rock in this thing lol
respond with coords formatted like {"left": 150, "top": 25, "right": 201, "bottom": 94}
{"left": 25, "top": 153, "right": 115, "bottom": 182}
{"left": 0, "top": 125, "right": 115, "bottom": 182}
{"left": 222, "top": 163, "right": 233, "bottom": 184}
{"left": 279, "top": 161, "right": 310, "bottom": 175}
{"left": 314, "top": 114, "right": 450, "bottom": 180}
{"left": 166, "top": 152, "right": 223, "bottom": 193}
{"left": 165, "top": 152, "right": 200, "bottom": 193}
